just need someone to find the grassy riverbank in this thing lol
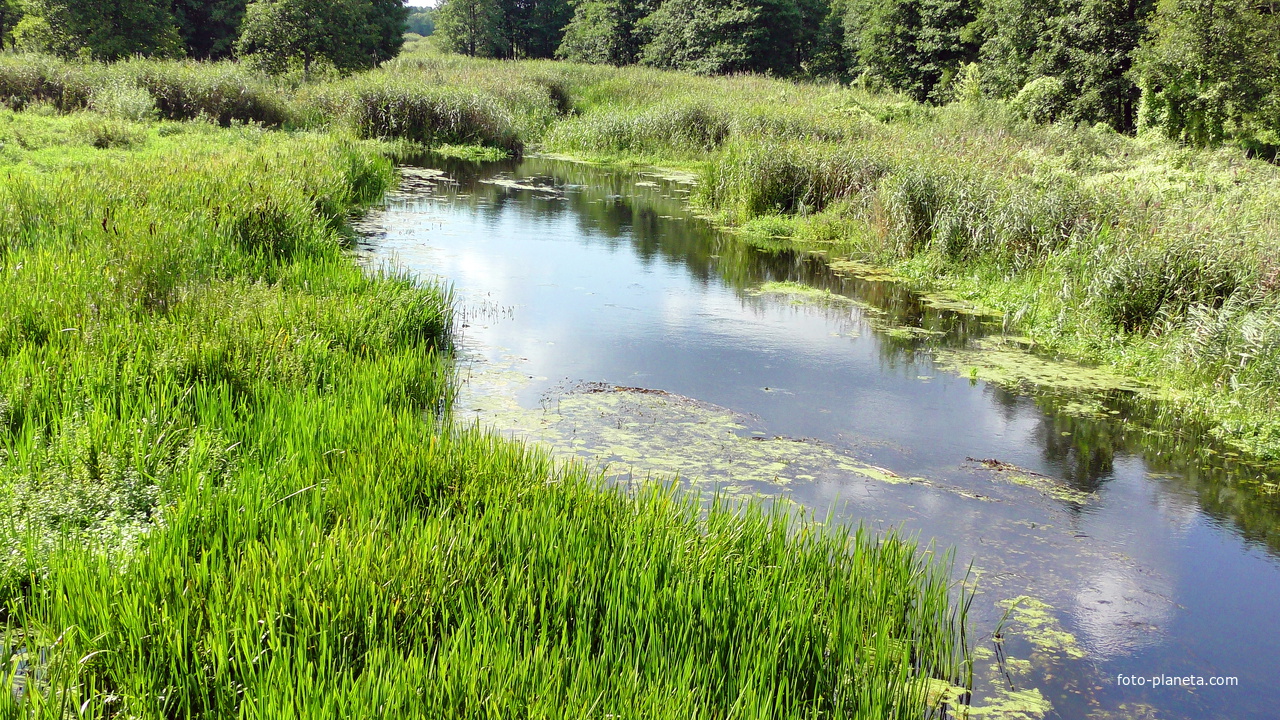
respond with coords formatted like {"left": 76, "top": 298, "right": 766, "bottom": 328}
{"left": 0, "top": 105, "right": 965, "bottom": 714}
{"left": 266, "top": 49, "right": 1280, "bottom": 462}
{"left": 9, "top": 50, "right": 1266, "bottom": 460}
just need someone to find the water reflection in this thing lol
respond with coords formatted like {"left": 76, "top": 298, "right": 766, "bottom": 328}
{"left": 356, "top": 155, "right": 1280, "bottom": 720}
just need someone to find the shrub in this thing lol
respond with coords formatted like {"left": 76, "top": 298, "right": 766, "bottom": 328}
{"left": 699, "top": 142, "right": 888, "bottom": 218}
{"left": 0, "top": 54, "right": 97, "bottom": 111}
{"left": 318, "top": 80, "right": 523, "bottom": 153}
{"left": 120, "top": 61, "right": 290, "bottom": 126}
{"left": 75, "top": 116, "right": 148, "bottom": 149}
{"left": 1012, "top": 76, "right": 1067, "bottom": 124}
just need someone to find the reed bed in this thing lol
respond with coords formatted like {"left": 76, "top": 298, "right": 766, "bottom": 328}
{"left": 0, "top": 114, "right": 966, "bottom": 716}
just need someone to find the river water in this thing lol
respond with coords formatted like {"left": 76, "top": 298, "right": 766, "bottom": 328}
{"left": 355, "top": 156, "right": 1280, "bottom": 720}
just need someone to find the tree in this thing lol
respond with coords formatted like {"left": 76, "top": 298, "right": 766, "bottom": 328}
{"left": 638, "top": 0, "right": 760, "bottom": 74}
{"left": 558, "top": 0, "right": 652, "bottom": 64}
{"left": 436, "top": 0, "right": 502, "bottom": 56}
{"left": 367, "top": 0, "right": 411, "bottom": 62}
{"left": 236, "top": 0, "right": 375, "bottom": 77}
{"left": 845, "top": 0, "right": 980, "bottom": 101}
{"left": 1134, "top": 0, "right": 1280, "bottom": 149}
{"left": 406, "top": 7, "right": 436, "bottom": 35}
{"left": 978, "top": 0, "right": 1155, "bottom": 130}
{"left": 639, "top": 0, "right": 816, "bottom": 75}
{"left": 171, "top": 0, "right": 247, "bottom": 59}
{"left": 0, "top": 0, "right": 21, "bottom": 49}
{"left": 17, "top": 0, "right": 183, "bottom": 58}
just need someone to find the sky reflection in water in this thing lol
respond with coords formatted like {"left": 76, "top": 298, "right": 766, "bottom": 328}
{"left": 356, "top": 157, "right": 1280, "bottom": 720}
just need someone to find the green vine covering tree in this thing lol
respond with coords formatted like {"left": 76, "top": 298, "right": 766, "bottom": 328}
{"left": 1134, "top": 0, "right": 1280, "bottom": 150}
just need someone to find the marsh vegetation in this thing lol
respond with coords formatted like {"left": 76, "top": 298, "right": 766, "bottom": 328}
{"left": 0, "top": 4, "right": 1277, "bottom": 715}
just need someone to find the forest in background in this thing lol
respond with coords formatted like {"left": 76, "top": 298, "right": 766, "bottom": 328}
{"left": 0, "top": 0, "right": 1276, "bottom": 154}
{"left": 435, "top": 0, "right": 1280, "bottom": 156}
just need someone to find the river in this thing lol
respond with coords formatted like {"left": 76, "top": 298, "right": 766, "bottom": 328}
{"left": 355, "top": 156, "right": 1280, "bottom": 720}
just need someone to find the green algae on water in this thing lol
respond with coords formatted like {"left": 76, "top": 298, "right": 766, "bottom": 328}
{"left": 968, "top": 458, "right": 1095, "bottom": 505}
{"left": 934, "top": 337, "right": 1146, "bottom": 394}
{"left": 751, "top": 281, "right": 856, "bottom": 306}
{"left": 457, "top": 355, "right": 964, "bottom": 496}
{"left": 998, "top": 596, "right": 1087, "bottom": 660}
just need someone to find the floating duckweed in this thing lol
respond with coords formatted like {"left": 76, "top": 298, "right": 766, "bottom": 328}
{"left": 919, "top": 290, "right": 1000, "bottom": 317}
{"left": 934, "top": 337, "right": 1146, "bottom": 394}
{"left": 998, "top": 596, "right": 1087, "bottom": 660}
{"left": 458, "top": 360, "right": 951, "bottom": 495}
{"left": 969, "top": 457, "right": 1095, "bottom": 505}
{"left": 752, "top": 280, "right": 856, "bottom": 305}
{"left": 827, "top": 259, "right": 906, "bottom": 282}
{"left": 956, "top": 687, "right": 1053, "bottom": 719}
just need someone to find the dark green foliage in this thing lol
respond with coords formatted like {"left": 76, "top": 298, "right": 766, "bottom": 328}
{"left": 0, "top": 0, "right": 21, "bottom": 50}
{"left": 845, "top": 0, "right": 980, "bottom": 102}
{"left": 22, "top": 0, "right": 184, "bottom": 59}
{"left": 436, "top": 0, "right": 503, "bottom": 56}
{"left": 1134, "top": 0, "right": 1280, "bottom": 151}
{"left": 557, "top": 0, "right": 653, "bottom": 64}
{"left": 638, "top": 0, "right": 759, "bottom": 74}
{"left": 171, "top": 0, "right": 247, "bottom": 59}
{"left": 438, "top": 0, "right": 571, "bottom": 58}
{"left": 493, "top": 0, "right": 574, "bottom": 57}
{"left": 236, "top": 0, "right": 375, "bottom": 76}
{"left": 367, "top": 0, "right": 411, "bottom": 62}
{"left": 977, "top": 0, "right": 1154, "bottom": 130}
{"left": 639, "top": 0, "right": 815, "bottom": 75}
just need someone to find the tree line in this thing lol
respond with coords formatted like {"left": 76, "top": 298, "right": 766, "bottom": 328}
{"left": 0, "top": 0, "right": 1274, "bottom": 151}
{"left": 437, "top": 0, "right": 1280, "bottom": 152}
{"left": 0, "top": 0, "right": 410, "bottom": 76}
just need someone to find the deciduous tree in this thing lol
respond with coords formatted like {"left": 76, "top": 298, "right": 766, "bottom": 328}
{"left": 236, "top": 0, "right": 374, "bottom": 77}
{"left": 436, "top": 0, "right": 502, "bottom": 56}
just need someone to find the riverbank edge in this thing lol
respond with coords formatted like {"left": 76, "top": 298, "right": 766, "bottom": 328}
{"left": 516, "top": 148, "right": 1280, "bottom": 464}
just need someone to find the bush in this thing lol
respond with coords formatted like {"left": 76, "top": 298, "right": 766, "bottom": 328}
{"left": 0, "top": 54, "right": 98, "bottom": 111}
{"left": 1012, "top": 76, "right": 1067, "bottom": 125}
{"left": 699, "top": 141, "right": 888, "bottom": 218}
{"left": 119, "top": 61, "right": 290, "bottom": 126}
{"left": 307, "top": 78, "right": 524, "bottom": 153}
{"left": 75, "top": 116, "right": 148, "bottom": 149}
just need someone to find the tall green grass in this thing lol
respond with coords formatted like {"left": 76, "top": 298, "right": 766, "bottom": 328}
{"left": 0, "top": 113, "right": 966, "bottom": 716}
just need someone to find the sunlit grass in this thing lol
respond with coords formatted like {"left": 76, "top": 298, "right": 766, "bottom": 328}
{"left": 0, "top": 110, "right": 966, "bottom": 716}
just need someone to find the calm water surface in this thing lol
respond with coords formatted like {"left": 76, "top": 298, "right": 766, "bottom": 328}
{"left": 355, "top": 157, "right": 1280, "bottom": 720}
